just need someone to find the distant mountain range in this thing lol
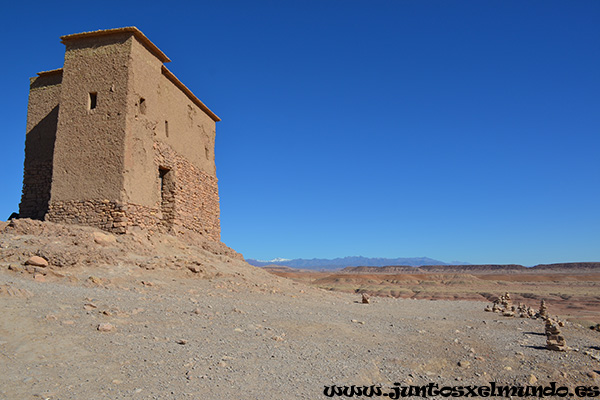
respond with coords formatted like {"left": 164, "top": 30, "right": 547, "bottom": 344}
{"left": 342, "top": 262, "right": 600, "bottom": 274}
{"left": 245, "top": 256, "right": 470, "bottom": 270}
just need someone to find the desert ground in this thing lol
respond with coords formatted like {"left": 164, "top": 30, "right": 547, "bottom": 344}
{"left": 1, "top": 219, "right": 600, "bottom": 399}
{"left": 265, "top": 267, "right": 600, "bottom": 327}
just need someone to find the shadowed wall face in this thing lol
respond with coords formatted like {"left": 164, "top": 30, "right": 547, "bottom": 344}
{"left": 19, "top": 72, "right": 62, "bottom": 219}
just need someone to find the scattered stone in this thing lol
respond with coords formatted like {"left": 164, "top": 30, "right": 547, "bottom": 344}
{"left": 83, "top": 303, "right": 97, "bottom": 311}
{"left": 528, "top": 374, "right": 538, "bottom": 385}
{"left": 590, "top": 323, "right": 600, "bottom": 332}
{"left": 188, "top": 264, "right": 202, "bottom": 273}
{"left": 141, "top": 281, "right": 154, "bottom": 287}
{"left": 458, "top": 360, "right": 471, "bottom": 368}
{"left": 362, "top": 293, "right": 370, "bottom": 304}
{"left": 33, "top": 273, "right": 46, "bottom": 282}
{"left": 88, "top": 276, "right": 103, "bottom": 285}
{"left": 97, "top": 323, "right": 115, "bottom": 332}
{"left": 93, "top": 232, "right": 117, "bottom": 245}
{"left": 26, "top": 256, "right": 48, "bottom": 267}
{"left": 176, "top": 339, "right": 188, "bottom": 345}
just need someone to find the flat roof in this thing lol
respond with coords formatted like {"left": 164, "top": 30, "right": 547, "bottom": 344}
{"left": 61, "top": 27, "right": 171, "bottom": 63}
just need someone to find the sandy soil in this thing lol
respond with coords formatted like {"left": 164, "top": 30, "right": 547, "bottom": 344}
{"left": 1, "top": 220, "right": 600, "bottom": 399}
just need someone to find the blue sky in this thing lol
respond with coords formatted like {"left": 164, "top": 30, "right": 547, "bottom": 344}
{"left": 1, "top": 1, "right": 598, "bottom": 265}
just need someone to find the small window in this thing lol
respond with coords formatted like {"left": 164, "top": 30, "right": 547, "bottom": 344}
{"left": 165, "top": 120, "right": 169, "bottom": 137}
{"left": 89, "top": 92, "right": 97, "bottom": 110}
{"left": 139, "top": 97, "right": 146, "bottom": 114}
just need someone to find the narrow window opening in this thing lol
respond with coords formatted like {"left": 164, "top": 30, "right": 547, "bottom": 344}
{"left": 139, "top": 97, "right": 146, "bottom": 114}
{"left": 165, "top": 120, "right": 169, "bottom": 137}
{"left": 89, "top": 92, "right": 97, "bottom": 110}
{"left": 205, "top": 146, "right": 210, "bottom": 160}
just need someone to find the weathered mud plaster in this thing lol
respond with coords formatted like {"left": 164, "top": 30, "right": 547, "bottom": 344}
{"left": 19, "top": 27, "right": 221, "bottom": 241}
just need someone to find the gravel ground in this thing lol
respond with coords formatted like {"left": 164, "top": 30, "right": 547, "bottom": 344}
{"left": 1, "top": 265, "right": 600, "bottom": 400}
{"left": 1, "top": 220, "right": 599, "bottom": 399}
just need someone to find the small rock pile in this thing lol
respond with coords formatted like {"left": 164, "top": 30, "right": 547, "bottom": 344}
{"left": 545, "top": 318, "right": 568, "bottom": 351}
{"left": 484, "top": 292, "right": 515, "bottom": 316}
{"left": 516, "top": 302, "right": 536, "bottom": 318}
{"left": 361, "top": 293, "right": 370, "bottom": 304}
{"left": 539, "top": 300, "right": 548, "bottom": 319}
{"left": 484, "top": 295, "right": 559, "bottom": 322}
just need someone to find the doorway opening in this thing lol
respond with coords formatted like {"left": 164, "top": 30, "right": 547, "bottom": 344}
{"left": 159, "top": 167, "right": 174, "bottom": 227}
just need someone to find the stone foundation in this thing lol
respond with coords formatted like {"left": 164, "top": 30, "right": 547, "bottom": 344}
{"left": 45, "top": 142, "right": 221, "bottom": 241}
{"left": 46, "top": 200, "right": 128, "bottom": 233}
{"left": 154, "top": 142, "right": 221, "bottom": 241}
{"left": 19, "top": 161, "right": 54, "bottom": 220}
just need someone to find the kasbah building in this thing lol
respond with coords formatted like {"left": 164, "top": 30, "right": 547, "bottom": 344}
{"left": 19, "top": 27, "right": 222, "bottom": 242}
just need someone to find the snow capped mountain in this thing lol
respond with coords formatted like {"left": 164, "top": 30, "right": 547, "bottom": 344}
{"left": 245, "top": 256, "right": 470, "bottom": 270}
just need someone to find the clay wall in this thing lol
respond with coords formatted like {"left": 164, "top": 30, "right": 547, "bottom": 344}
{"left": 48, "top": 33, "right": 131, "bottom": 204}
{"left": 19, "top": 70, "right": 62, "bottom": 219}
{"left": 22, "top": 28, "right": 221, "bottom": 240}
{"left": 121, "top": 35, "right": 220, "bottom": 240}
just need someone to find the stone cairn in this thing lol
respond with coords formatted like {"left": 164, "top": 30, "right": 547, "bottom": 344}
{"left": 516, "top": 302, "right": 536, "bottom": 318}
{"left": 361, "top": 293, "right": 370, "bottom": 304}
{"left": 484, "top": 292, "right": 516, "bottom": 316}
{"left": 539, "top": 300, "right": 548, "bottom": 319}
{"left": 485, "top": 295, "right": 568, "bottom": 351}
{"left": 545, "top": 318, "right": 568, "bottom": 351}
{"left": 485, "top": 294, "right": 553, "bottom": 320}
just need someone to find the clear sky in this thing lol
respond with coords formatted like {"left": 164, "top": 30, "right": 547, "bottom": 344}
{"left": 1, "top": 1, "right": 599, "bottom": 265}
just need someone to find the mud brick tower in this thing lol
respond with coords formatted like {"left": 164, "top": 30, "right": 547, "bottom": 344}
{"left": 19, "top": 27, "right": 221, "bottom": 240}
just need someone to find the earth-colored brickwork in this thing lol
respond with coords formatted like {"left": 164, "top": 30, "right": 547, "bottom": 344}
{"left": 19, "top": 27, "right": 221, "bottom": 240}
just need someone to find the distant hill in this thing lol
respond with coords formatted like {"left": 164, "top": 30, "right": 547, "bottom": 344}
{"left": 342, "top": 262, "right": 600, "bottom": 274}
{"left": 245, "top": 256, "right": 468, "bottom": 270}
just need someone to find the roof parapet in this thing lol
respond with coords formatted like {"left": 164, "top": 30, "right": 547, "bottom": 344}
{"left": 61, "top": 27, "right": 171, "bottom": 63}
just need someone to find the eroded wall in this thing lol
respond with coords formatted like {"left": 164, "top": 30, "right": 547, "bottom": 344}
{"left": 122, "top": 37, "right": 220, "bottom": 240}
{"left": 19, "top": 71, "right": 62, "bottom": 219}
{"left": 49, "top": 34, "right": 131, "bottom": 203}
{"left": 46, "top": 34, "right": 132, "bottom": 230}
